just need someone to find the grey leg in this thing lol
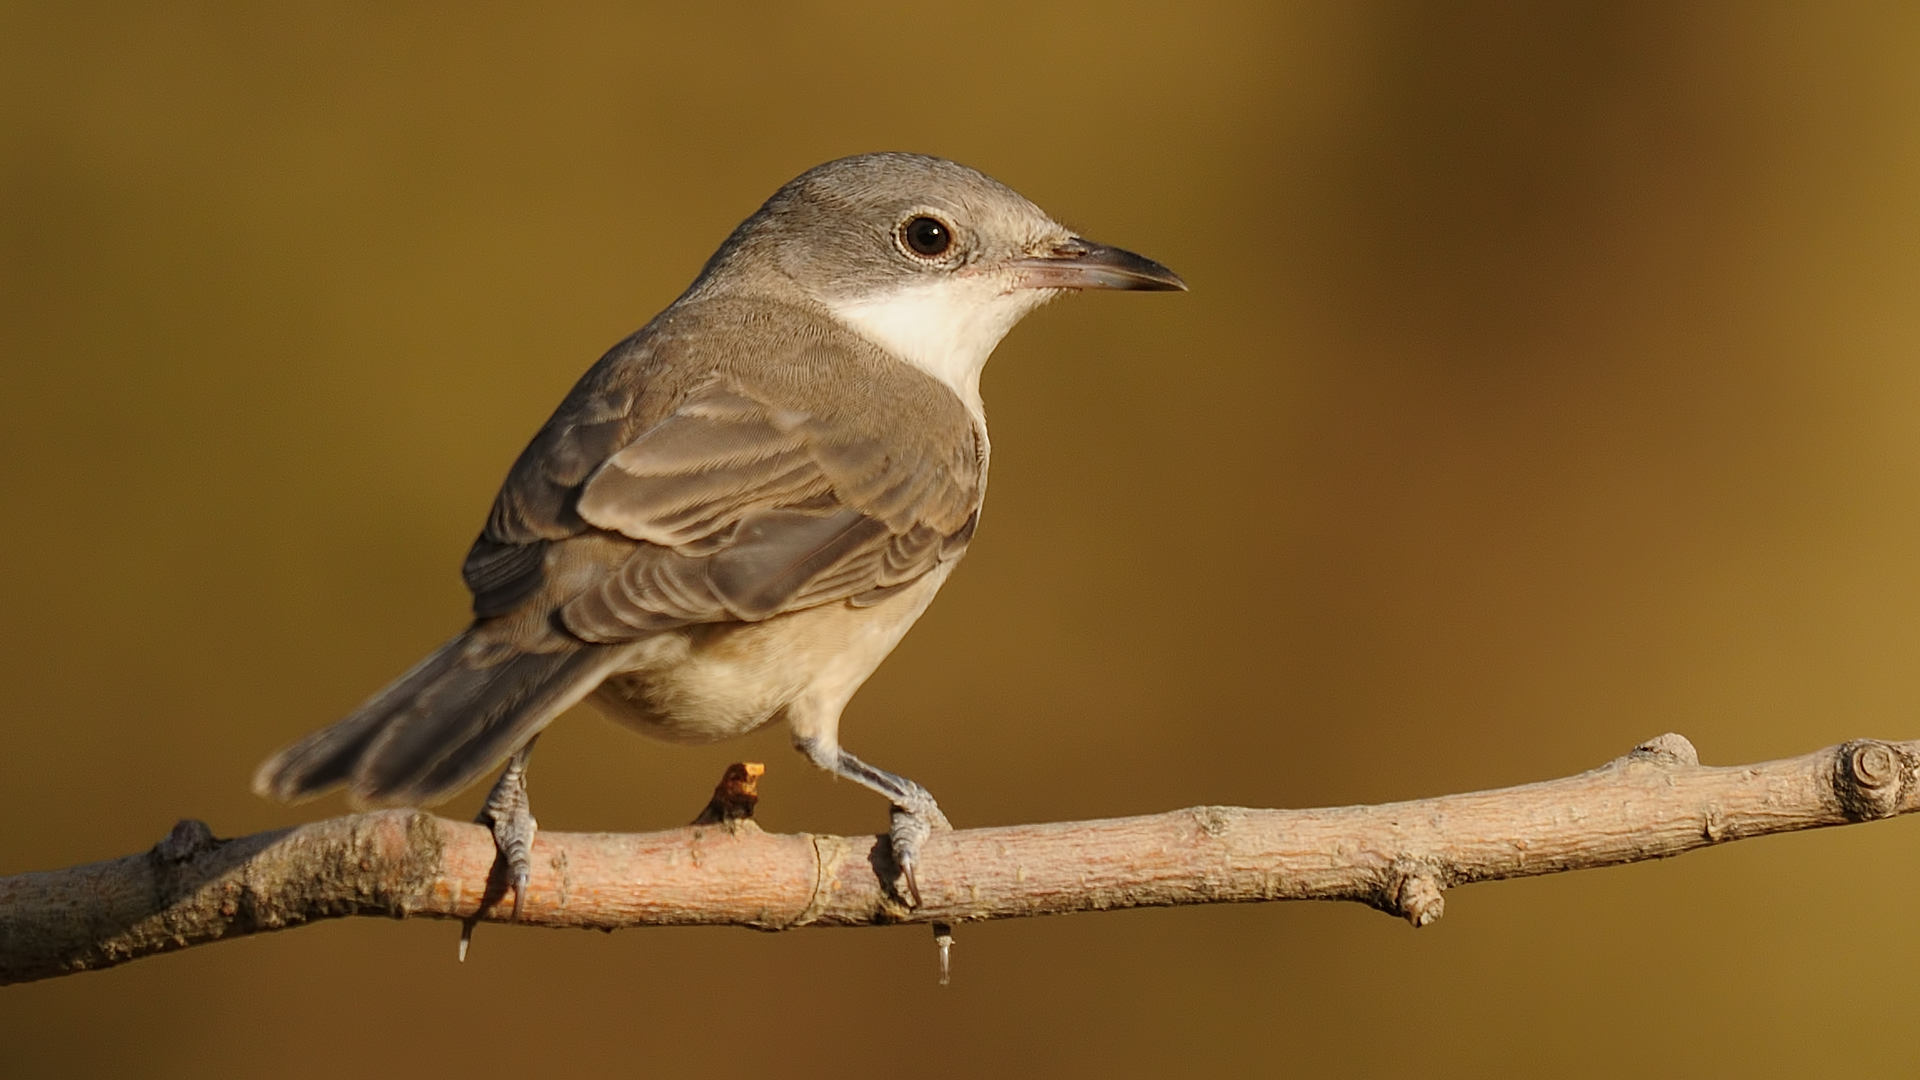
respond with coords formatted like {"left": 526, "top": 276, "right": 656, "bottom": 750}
{"left": 796, "top": 737, "right": 950, "bottom": 906}
{"left": 480, "top": 736, "right": 540, "bottom": 919}
{"left": 459, "top": 737, "right": 539, "bottom": 961}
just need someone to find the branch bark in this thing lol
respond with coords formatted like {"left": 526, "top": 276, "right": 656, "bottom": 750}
{"left": 4, "top": 732, "right": 1915, "bottom": 986}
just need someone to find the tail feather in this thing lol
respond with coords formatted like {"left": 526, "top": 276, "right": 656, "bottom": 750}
{"left": 354, "top": 644, "right": 613, "bottom": 804}
{"left": 252, "top": 628, "right": 617, "bottom": 809}
{"left": 252, "top": 637, "right": 472, "bottom": 804}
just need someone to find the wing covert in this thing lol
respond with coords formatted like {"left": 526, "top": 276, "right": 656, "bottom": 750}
{"left": 558, "top": 378, "right": 980, "bottom": 642}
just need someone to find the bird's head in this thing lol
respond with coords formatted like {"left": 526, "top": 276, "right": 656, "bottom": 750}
{"left": 695, "top": 152, "right": 1184, "bottom": 412}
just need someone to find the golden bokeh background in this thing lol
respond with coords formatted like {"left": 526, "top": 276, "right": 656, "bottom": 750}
{"left": 6, "top": 2, "right": 1920, "bottom": 1075}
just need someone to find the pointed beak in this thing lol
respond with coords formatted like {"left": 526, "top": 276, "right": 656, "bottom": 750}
{"left": 1009, "top": 238, "right": 1188, "bottom": 292}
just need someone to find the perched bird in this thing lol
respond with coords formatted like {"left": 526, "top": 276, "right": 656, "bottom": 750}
{"left": 253, "top": 152, "right": 1184, "bottom": 920}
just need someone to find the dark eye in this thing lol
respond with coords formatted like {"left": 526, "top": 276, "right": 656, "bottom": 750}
{"left": 901, "top": 216, "right": 952, "bottom": 257}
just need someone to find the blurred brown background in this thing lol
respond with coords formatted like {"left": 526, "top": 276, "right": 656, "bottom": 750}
{"left": 5, "top": 1, "right": 1920, "bottom": 1076}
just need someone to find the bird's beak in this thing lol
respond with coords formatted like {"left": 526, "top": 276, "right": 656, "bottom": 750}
{"left": 1009, "top": 238, "right": 1188, "bottom": 292}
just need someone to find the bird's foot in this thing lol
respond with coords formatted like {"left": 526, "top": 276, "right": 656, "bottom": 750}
{"left": 888, "top": 781, "right": 950, "bottom": 909}
{"left": 459, "top": 741, "right": 538, "bottom": 961}
{"left": 794, "top": 739, "right": 951, "bottom": 910}
{"left": 480, "top": 754, "right": 538, "bottom": 920}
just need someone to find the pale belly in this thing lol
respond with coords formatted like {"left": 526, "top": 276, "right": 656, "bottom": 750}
{"left": 588, "top": 563, "right": 952, "bottom": 745}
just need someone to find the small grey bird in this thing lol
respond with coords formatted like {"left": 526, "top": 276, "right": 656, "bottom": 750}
{"left": 254, "top": 152, "right": 1184, "bottom": 917}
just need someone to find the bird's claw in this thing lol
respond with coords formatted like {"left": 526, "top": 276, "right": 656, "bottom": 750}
{"left": 462, "top": 745, "right": 538, "bottom": 959}
{"left": 889, "top": 796, "right": 950, "bottom": 908}
{"left": 483, "top": 785, "right": 537, "bottom": 922}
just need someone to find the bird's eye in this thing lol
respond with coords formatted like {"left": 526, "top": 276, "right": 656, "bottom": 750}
{"left": 901, "top": 216, "right": 953, "bottom": 258}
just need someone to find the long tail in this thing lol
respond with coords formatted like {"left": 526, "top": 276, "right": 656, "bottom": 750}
{"left": 253, "top": 628, "right": 618, "bottom": 808}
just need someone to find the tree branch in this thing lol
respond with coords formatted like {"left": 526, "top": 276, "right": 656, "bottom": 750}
{"left": 4, "top": 732, "right": 1914, "bottom": 986}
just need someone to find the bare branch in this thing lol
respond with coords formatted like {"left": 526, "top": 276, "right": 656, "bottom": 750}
{"left": 3, "top": 732, "right": 1914, "bottom": 986}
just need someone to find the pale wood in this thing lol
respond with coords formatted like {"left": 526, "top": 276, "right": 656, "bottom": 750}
{"left": 3, "top": 732, "right": 1914, "bottom": 985}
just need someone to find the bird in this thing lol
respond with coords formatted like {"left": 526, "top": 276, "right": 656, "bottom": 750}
{"left": 253, "top": 152, "right": 1185, "bottom": 925}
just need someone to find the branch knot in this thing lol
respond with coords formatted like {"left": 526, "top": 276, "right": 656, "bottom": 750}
{"left": 1385, "top": 860, "right": 1446, "bottom": 927}
{"left": 1627, "top": 733, "right": 1700, "bottom": 768}
{"left": 153, "top": 819, "right": 217, "bottom": 864}
{"left": 1833, "top": 739, "right": 1911, "bottom": 821}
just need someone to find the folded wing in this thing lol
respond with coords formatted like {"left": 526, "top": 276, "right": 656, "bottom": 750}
{"left": 558, "top": 381, "right": 981, "bottom": 640}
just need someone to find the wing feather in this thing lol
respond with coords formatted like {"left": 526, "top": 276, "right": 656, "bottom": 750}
{"left": 556, "top": 378, "right": 978, "bottom": 640}
{"left": 458, "top": 298, "right": 984, "bottom": 639}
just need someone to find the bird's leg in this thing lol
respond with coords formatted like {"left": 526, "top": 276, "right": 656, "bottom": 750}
{"left": 459, "top": 736, "right": 540, "bottom": 960}
{"left": 480, "top": 735, "right": 540, "bottom": 918}
{"left": 796, "top": 737, "right": 949, "bottom": 906}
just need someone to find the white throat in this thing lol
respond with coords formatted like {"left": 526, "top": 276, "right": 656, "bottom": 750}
{"left": 825, "top": 278, "right": 1047, "bottom": 417}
